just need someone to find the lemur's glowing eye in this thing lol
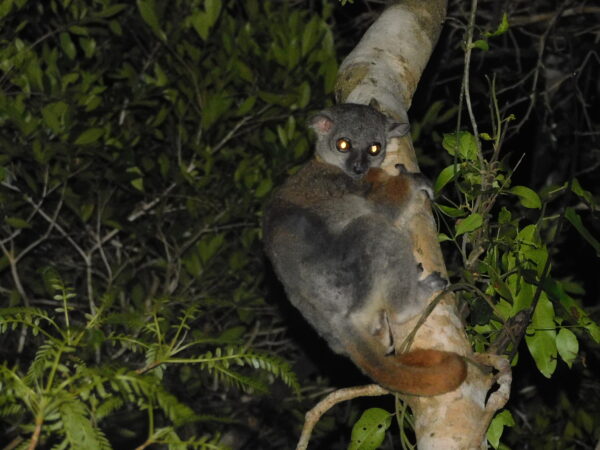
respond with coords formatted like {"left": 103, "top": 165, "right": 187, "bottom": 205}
{"left": 336, "top": 138, "right": 351, "bottom": 152}
{"left": 368, "top": 143, "right": 382, "bottom": 156}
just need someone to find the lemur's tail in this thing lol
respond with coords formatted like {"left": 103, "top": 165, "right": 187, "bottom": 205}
{"left": 344, "top": 332, "right": 467, "bottom": 396}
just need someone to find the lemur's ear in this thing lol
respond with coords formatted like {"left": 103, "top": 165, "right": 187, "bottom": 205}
{"left": 309, "top": 111, "right": 335, "bottom": 136}
{"left": 387, "top": 121, "right": 410, "bottom": 138}
{"left": 368, "top": 97, "right": 381, "bottom": 110}
{"left": 367, "top": 98, "right": 410, "bottom": 138}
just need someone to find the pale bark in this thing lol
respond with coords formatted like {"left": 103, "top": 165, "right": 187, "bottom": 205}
{"left": 296, "top": 385, "right": 389, "bottom": 450}
{"left": 334, "top": 1, "right": 511, "bottom": 448}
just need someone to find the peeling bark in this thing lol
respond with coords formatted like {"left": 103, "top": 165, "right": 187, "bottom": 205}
{"left": 334, "top": 1, "right": 511, "bottom": 448}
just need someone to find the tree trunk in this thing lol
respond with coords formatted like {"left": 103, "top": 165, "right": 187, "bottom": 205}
{"left": 335, "top": 1, "right": 511, "bottom": 448}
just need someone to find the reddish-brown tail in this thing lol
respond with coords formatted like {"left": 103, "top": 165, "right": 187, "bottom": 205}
{"left": 346, "top": 344, "right": 467, "bottom": 396}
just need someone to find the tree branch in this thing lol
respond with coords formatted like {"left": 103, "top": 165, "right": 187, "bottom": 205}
{"left": 296, "top": 384, "right": 390, "bottom": 450}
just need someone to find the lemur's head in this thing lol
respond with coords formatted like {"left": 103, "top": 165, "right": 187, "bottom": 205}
{"left": 309, "top": 103, "right": 409, "bottom": 179}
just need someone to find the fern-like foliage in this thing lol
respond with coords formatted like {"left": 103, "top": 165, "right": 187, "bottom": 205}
{"left": 58, "top": 394, "right": 112, "bottom": 450}
{"left": 0, "top": 271, "right": 300, "bottom": 448}
{"left": 195, "top": 346, "right": 300, "bottom": 394}
{"left": 142, "top": 427, "right": 225, "bottom": 450}
{"left": 0, "top": 307, "right": 59, "bottom": 338}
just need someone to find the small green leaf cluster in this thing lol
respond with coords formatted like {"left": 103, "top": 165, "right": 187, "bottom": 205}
{"left": 470, "top": 13, "right": 509, "bottom": 51}
{"left": 435, "top": 121, "right": 600, "bottom": 366}
{"left": 433, "top": 110, "right": 600, "bottom": 446}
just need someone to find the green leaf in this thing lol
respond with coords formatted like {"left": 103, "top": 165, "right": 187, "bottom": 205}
{"left": 24, "top": 56, "right": 43, "bottom": 92}
{"left": 205, "top": 0, "right": 222, "bottom": 23}
{"left": 74, "top": 128, "right": 104, "bottom": 145}
{"left": 497, "top": 13, "right": 510, "bottom": 34}
{"left": 79, "top": 37, "right": 97, "bottom": 59}
{"left": 487, "top": 410, "right": 515, "bottom": 449}
{"left": 41, "top": 101, "right": 68, "bottom": 134}
{"left": 455, "top": 213, "right": 483, "bottom": 236}
{"left": 183, "top": 249, "right": 202, "bottom": 277}
{"left": 69, "top": 25, "right": 88, "bottom": 36}
{"left": 153, "top": 63, "right": 168, "bottom": 86}
{"left": 348, "top": 408, "right": 392, "bottom": 450}
{"left": 130, "top": 178, "right": 144, "bottom": 192}
{"left": 109, "top": 19, "right": 123, "bottom": 35}
{"left": 490, "top": 273, "right": 513, "bottom": 303}
{"left": 258, "top": 91, "right": 295, "bottom": 108}
{"left": 255, "top": 178, "right": 272, "bottom": 198}
{"left": 571, "top": 178, "right": 595, "bottom": 205}
{"left": 197, "top": 234, "right": 225, "bottom": 264}
{"left": 320, "top": 58, "right": 337, "bottom": 94}
{"left": 438, "top": 233, "right": 452, "bottom": 242}
{"left": 516, "top": 224, "right": 537, "bottom": 245}
{"left": 301, "top": 17, "right": 320, "bottom": 56}
{"left": 484, "top": 12, "right": 509, "bottom": 38}
{"left": 137, "top": 0, "right": 166, "bottom": 40}
{"left": 436, "top": 204, "right": 467, "bottom": 218}
{"left": 510, "top": 186, "right": 541, "bottom": 209}
{"left": 201, "top": 94, "right": 233, "bottom": 130}
{"left": 158, "top": 153, "right": 170, "bottom": 177}
{"left": 190, "top": 0, "right": 221, "bottom": 41}
{"left": 5, "top": 217, "right": 31, "bottom": 229}
{"left": 191, "top": 11, "right": 210, "bottom": 40}
{"left": 434, "top": 163, "right": 461, "bottom": 193}
{"left": 540, "top": 287, "right": 593, "bottom": 349}
{"left": 498, "top": 207, "right": 511, "bottom": 224}
{"left": 514, "top": 281, "right": 534, "bottom": 313}
{"left": 80, "top": 204, "right": 95, "bottom": 223}
{"left": 586, "top": 321, "right": 600, "bottom": 343}
{"left": 234, "top": 60, "right": 253, "bottom": 83}
{"left": 276, "top": 125, "right": 287, "bottom": 147}
{"left": 127, "top": 167, "right": 144, "bottom": 192}
{"left": 556, "top": 328, "right": 578, "bottom": 367}
{"left": 471, "top": 39, "right": 489, "bottom": 51}
{"left": 96, "top": 4, "right": 128, "bottom": 18}
{"left": 565, "top": 207, "right": 600, "bottom": 257}
{"left": 60, "top": 32, "right": 76, "bottom": 59}
{"left": 297, "top": 81, "right": 311, "bottom": 109}
{"left": 525, "top": 295, "right": 557, "bottom": 378}
{"left": 0, "top": 0, "right": 14, "bottom": 20}
{"left": 219, "top": 326, "right": 246, "bottom": 341}
{"left": 442, "top": 131, "right": 478, "bottom": 161}
{"left": 236, "top": 96, "right": 256, "bottom": 116}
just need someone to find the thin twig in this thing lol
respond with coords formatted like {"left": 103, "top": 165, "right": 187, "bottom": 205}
{"left": 463, "top": 0, "right": 482, "bottom": 161}
{"left": 22, "top": 195, "right": 96, "bottom": 312}
{"left": 26, "top": 416, "right": 43, "bottom": 450}
{"left": 398, "top": 283, "right": 476, "bottom": 354}
{"left": 510, "top": 1, "right": 570, "bottom": 137}
{"left": 510, "top": 6, "right": 600, "bottom": 26}
{"left": 296, "top": 384, "right": 390, "bottom": 450}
